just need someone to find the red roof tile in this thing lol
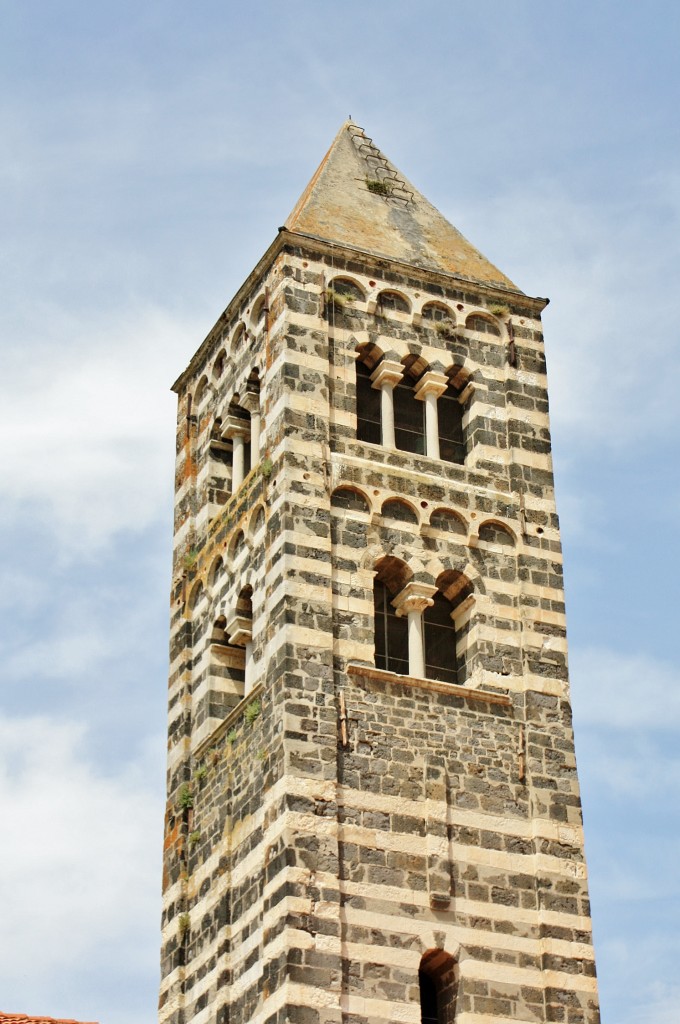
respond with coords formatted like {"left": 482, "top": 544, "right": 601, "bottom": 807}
{"left": 0, "top": 1014, "right": 98, "bottom": 1024}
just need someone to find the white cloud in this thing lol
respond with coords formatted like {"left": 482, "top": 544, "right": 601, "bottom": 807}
{"left": 597, "top": 937, "right": 680, "bottom": 1024}
{"left": 0, "top": 583, "right": 147, "bottom": 684}
{"left": 0, "top": 304, "right": 195, "bottom": 555}
{"left": 570, "top": 646, "right": 680, "bottom": 730}
{"left": 585, "top": 741, "right": 680, "bottom": 801}
{"left": 634, "top": 983, "right": 680, "bottom": 1024}
{"left": 0, "top": 713, "right": 163, "bottom": 1021}
{"left": 463, "top": 176, "right": 680, "bottom": 452}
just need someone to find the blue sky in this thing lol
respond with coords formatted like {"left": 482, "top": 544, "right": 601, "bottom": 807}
{"left": 1, "top": 2, "right": 679, "bottom": 1021}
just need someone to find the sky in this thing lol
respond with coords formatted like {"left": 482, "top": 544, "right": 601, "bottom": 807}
{"left": 0, "top": 2, "right": 678, "bottom": 1021}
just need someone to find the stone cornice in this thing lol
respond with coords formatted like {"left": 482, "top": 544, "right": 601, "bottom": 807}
{"left": 347, "top": 662, "right": 512, "bottom": 707}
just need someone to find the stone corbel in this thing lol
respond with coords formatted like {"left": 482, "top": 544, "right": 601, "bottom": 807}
{"left": 370, "top": 360, "right": 404, "bottom": 391}
{"left": 225, "top": 613, "right": 252, "bottom": 647}
{"left": 392, "top": 581, "right": 437, "bottom": 679}
{"left": 240, "top": 391, "right": 259, "bottom": 416}
{"left": 221, "top": 415, "right": 251, "bottom": 442}
{"left": 392, "top": 581, "right": 437, "bottom": 618}
{"left": 414, "top": 370, "right": 449, "bottom": 403}
{"left": 415, "top": 370, "right": 450, "bottom": 459}
{"left": 240, "top": 392, "right": 261, "bottom": 459}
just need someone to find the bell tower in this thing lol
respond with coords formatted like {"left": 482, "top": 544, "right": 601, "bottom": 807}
{"left": 159, "top": 122, "right": 600, "bottom": 1024}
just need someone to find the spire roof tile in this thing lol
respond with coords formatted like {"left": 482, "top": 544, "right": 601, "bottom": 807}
{"left": 285, "top": 121, "right": 519, "bottom": 291}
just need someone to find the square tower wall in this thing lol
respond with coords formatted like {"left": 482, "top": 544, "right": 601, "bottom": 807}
{"left": 159, "top": 129, "right": 599, "bottom": 1024}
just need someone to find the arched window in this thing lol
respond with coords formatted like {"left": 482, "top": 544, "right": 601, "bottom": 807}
{"left": 377, "top": 290, "right": 410, "bottom": 315}
{"left": 394, "top": 373, "right": 425, "bottom": 455}
{"left": 423, "top": 591, "right": 458, "bottom": 684}
{"left": 212, "top": 349, "right": 226, "bottom": 379}
{"left": 355, "top": 359, "right": 381, "bottom": 444}
{"left": 422, "top": 302, "right": 455, "bottom": 325}
{"left": 478, "top": 521, "right": 516, "bottom": 546}
{"left": 373, "top": 557, "right": 412, "bottom": 677}
{"left": 466, "top": 314, "right": 501, "bottom": 336}
{"left": 250, "top": 504, "right": 266, "bottom": 537}
{"left": 209, "top": 556, "right": 224, "bottom": 590}
{"left": 188, "top": 581, "right": 205, "bottom": 612}
{"left": 194, "top": 375, "right": 209, "bottom": 411}
{"left": 223, "top": 396, "right": 251, "bottom": 492}
{"left": 381, "top": 498, "right": 418, "bottom": 524}
{"left": 329, "top": 277, "right": 365, "bottom": 305}
{"left": 419, "top": 969, "right": 438, "bottom": 1024}
{"left": 227, "top": 585, "right": 254, "bottom": 694}
{"left": 241, "top": 368, "right": 261, "bottom": 466}
{"left": 428, "top": 508, "right": 466, "bottom": 535}
{"left": 232, "top": 321, "right": 246, "bottom": 349}
{"left": 419, "top": 951, "right": 457, "bottom": 1024}
{"left": 373, "top": 567, "right": 473, "bottom": 683}
{"left": 251, "top": 295, "right": 267, "bottom": 329}
{"left": 438, "top": 381, "right": 465, "bottom": 465}
{"left": 374, "top": 581, "right": 409, "bottom": 676}
{"left": 210, "top": 614, "right": 228, "bottom": 646}
{"left": 331, "top": 487, "right": 371, "bottom": 513}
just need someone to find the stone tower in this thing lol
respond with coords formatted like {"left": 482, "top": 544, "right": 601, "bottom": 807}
{"left": 159, "top": 123, "right": 600, "bottom": 1024}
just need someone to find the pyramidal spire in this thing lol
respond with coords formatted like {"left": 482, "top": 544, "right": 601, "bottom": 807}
{"left": 285, "top": 121, "right": 519, "bottom": 291}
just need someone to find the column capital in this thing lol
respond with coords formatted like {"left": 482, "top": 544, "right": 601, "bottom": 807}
{"left": 221, "top": 415, "right": 251, "bottom": 441}
{"left": 226, "top": 613, "right": 252, "bottom": 647}
{"left": 393, "top": 581, "right": 438, "bottom": 617}
{"left": 240, "top": 391, "right": 260, "bottom": 415}
{"left": 371, "top": 360, "right": 403, "bottom": 391}
{"left": 415, "top": 370, "right": 449, "bottom": 402}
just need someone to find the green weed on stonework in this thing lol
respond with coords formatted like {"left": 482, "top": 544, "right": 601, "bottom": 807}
{"left": 326, "top": 287, "right": 351, "bottom": 308}
{"left": 183, "top": 548, "right": 199, "bottom": 570}
{"left": 365, "top": 178, "right": 391, "bottom": 197}
{"left": 178, "top": 784, "right": 194, "bottom": 810}
{"left": 244, "top": 699, "right": 261, "bottom": 725}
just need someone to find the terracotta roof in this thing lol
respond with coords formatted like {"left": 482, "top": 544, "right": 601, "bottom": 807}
{"left": 285, "top": 121, "right": 520, "bottom": 291}
{"left": 0, "top": 1014, "right": 98, "bottom": 1024}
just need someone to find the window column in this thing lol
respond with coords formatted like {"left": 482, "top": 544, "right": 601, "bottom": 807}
{"left": 241, "top": 391, "right": 261, "bottom": 464}
{"left": 415, "top": 371, "right": 449, "bottom": 460}
{"left": 392, "top": 581, "right": 437, "bottom": 678}
{"left": 226, "top": 612, "right": 254, "bottom": 694}
{"left": 370, "top": 360, "right": 403, "bottom": 449}
{"left": 223, "top": 416, "right": 251, "bottom": 492}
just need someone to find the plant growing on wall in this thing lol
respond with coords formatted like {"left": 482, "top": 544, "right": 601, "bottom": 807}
{"left": 244, "top": 699, "right": 261, "bottom": 725}
{"left": 325, "top": 287, "right": 351, "bottom": 308}
{"left": 178, "top": 784, "right": 194, "bottom": 810}
{"left": 433, "top": 319, "right": 456, "bottom": 338}
{"left": 365, "top": 178, "right": 391, "bottom": 197}
{"left": 183, "top": 548, "right": 199, "bottom": 570}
